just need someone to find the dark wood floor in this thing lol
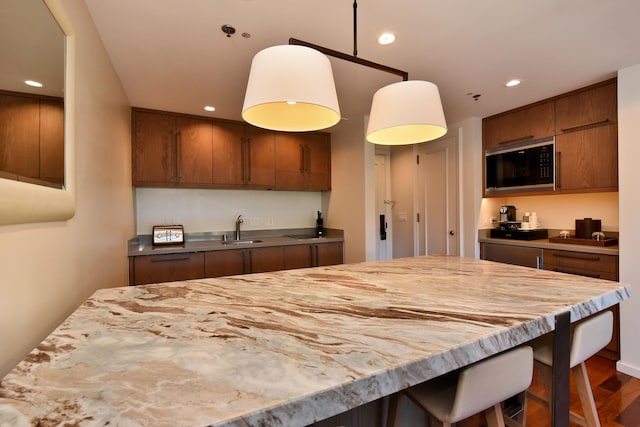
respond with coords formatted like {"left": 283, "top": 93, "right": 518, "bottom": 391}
{"left": 459, "top": 356, "right": 640, "bottom": 427}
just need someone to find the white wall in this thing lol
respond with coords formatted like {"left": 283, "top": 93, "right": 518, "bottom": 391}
{"left": 0, "top": 0, "right": 133, "bottom": 378}
{"left": 135, "top": 188, "right": 322, "bottom": 235}
{"left": 617, "top": 64, "right": 640, "bottom": 378}
{"left": 479, "top": 192, "right": 620, "bottom": 232}
{"left": 322, "top": 118, "right": 371, "bottom": 263}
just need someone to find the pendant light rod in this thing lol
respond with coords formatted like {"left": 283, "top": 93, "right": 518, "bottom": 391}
{"left": 289, "top": 37, "right": 409, "bottom": 81}
{"left": 353, "top": 0, "right": 358, "bottom": 57}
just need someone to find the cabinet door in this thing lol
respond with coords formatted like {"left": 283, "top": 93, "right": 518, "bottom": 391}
{"left": 0, "top": 94, "right": 40, "bottom": 178}
{"left": 248, "top": 246, "right": 284, "bottom": 273}
{"left": 205, "top": 249, "right": 245, "bottom": 278}
{"left": 480, "top": 243, "right": 542, "bottom": 268}
{"left": 132, "top": 253, "right": 204, "bottom": 285}
{"left": 275, "top": 132, "right": 331, "bottom": 190}
{"left": 212, "top": 121, "right": 245, "bottom": 186}
{"left": 39, "top": 99, "right": 64, "bottom": 184}
{"left": 316, "top": 242, "right": 344, "bottom": 266}
{"left": 132, "top": 111, "right": 176, "bottom": 184}
{"left": 283, "top": 245, "right": 314, "bottom": 270}
{"left": 246, "top": 126, "right": 275, "bottom": 188}
{"left": 176, "top": 116, "right": 213, "bottom": 184}
{"left": 555, "top": 124, "right": 618, "bottom": 193}
{"left": 483, "top": 102, "right": 555, "bottom": 150}
{"left": 556, "top": 81, "right": 617, "bottom": 133}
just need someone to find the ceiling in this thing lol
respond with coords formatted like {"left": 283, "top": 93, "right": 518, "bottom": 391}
{"left": 84, "top": 0, "right": 640, "bottom": 131}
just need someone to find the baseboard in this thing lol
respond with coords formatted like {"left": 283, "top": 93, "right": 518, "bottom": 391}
{"left": 616, "top": 360, "right": 640, "bottom": 378}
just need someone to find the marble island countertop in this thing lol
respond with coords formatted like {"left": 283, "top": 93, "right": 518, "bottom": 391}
{"left": 128, "top": 228, "right": 344, "bottom": 257}
{"left": 0, "top": 256, "right": 630, "bottom": 426}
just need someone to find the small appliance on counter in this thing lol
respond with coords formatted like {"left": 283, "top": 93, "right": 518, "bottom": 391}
{"left": 316, "top": 211, "right": 324, "bottom": 237}
{"left": 491, "top": 205, "right": 548, "bottom": 240}
{"left": 152, "top": 225, "right": 185, "bottom": 245}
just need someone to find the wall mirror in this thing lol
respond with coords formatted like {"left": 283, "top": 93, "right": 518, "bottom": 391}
{"left": 0, "top": 0, "right": 75, "bottom": 225}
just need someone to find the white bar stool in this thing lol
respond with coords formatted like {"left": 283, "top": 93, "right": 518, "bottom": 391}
{"left": 527, "top": 310, "right": 612, "bottom": 427}
{"left": 387, "top": 346, "right": 533, "bottom": 427}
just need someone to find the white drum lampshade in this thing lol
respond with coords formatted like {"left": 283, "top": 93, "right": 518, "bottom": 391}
{"left": 242, "top": 45, "right": 341, "bottom": 132}
{"left": 366, "top": 80, "right": 447, "bottom": 145}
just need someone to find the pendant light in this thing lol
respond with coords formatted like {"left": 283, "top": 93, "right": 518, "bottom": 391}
{"left": 366, "top": 80, "right": 447, "bottom": 145}
{"left": 242, "top": 45, "right": 341, "bottom": 132}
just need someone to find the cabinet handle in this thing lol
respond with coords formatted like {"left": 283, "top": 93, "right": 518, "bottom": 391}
{"left": 176, "top": 131, "right": 183, "bottom": 179}
{"left": 551, "top": 252, "right": 600, "bottom": 262}
{"left": 241, "top": 137, "right": 247, "bottom": 183}
{"left": 498, "top": 135, "right": 534, "bottom": 146}
{"left": 536, "top": 256, "right": 542, "bottom": 269}
{"left": 560, "top": 118, "right": 610, "bottom": 133}
{"left": 556, "top": 151, "right": 562, "bottom": 189}
{"left": 151, "top": 255, "right": 192, "bottom": 263}
{"left": 247, "top": 139, "right": 252, "bottom": 182}
{"left": 299, "top": 144, "right": 305, "bottom": 172}
{"left": 550, "top": 267, "right": 601, "bottom": 279}
{"left": 305, "top": 144, "right": 311, "bottom": 173}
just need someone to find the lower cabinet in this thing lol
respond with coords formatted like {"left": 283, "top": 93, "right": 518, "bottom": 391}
{"left": 543, "top": 249, "right": 620, "bottom": 360}
{"left": 204, "top": 246, "right": 284, "bottom": 278}
{"left": 129, "top": 252, "right": 205, "bottom": 285}
{"left": 283, "top": 242, "right": 344, "bottom": 270}
{"left": 480, "top": 243, "right": 543, "bottom": 268}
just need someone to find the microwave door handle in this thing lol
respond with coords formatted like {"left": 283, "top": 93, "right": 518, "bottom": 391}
{"left": 556, "top": 151, "right": 562, "bottom": 189}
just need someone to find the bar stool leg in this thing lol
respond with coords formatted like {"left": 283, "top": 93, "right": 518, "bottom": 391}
{"left": 386, "top": 394, "right": 400, "bottom": 427}
{"left": 485, "top": 403, "right": 506, "bottom": 427}
{"left": 572, "top": 362, "right": 601, "bottom": 427}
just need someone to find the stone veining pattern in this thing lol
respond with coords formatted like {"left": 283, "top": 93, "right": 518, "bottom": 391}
{"left": 0, "top": 256, "right": 630, "bottom": 426}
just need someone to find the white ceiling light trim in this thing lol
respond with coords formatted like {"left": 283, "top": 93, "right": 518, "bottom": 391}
{"left": 366, "top": 80, "right": 447, "bottom": 145}
{"left": 242, "top": 45, "right": 341, "bottom": 132}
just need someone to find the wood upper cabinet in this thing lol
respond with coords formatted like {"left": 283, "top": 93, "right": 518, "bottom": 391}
{"left": 132, "top": 110, "right": 213, "bottom": 186}
{"left": 555, "top": 124, "right": 618, "bottom": 193}
{"left": 275, "top": 132, "right": 331, "bottom": 190}
{"left": 0, "top": 92, "right": 64, "bottom": 184}
{"left": 555, "top": 80, "right": 617, "bottom": 134}
{"left": 483, "top": 101, "right": 555, "bottom": 150}
{"left": 212, "top": 121, "right": 275, "bottom": 188}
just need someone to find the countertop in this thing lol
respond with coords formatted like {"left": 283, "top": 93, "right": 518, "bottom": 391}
{"left": 0, "top": 256, "right": 629, "bottom": 426}
{"left": 128, "top": 228, "right": 344, "bottom": 257}
{"left": 478, "top": 229, "right": 620, "bottom": 256}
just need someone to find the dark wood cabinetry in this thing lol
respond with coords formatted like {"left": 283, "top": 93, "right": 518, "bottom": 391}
{"left": 480, "top": 243, "right": 542, "bottom": 268}
{"left": 130, "top": 252, "right": 205, "bottom": 285}
{"left": 283, "top": 242, "right": 344, "bottom": 270}
{"left": 543, "top": 249, "right": 619, "bottom": 359}
{"left": 0, "top": 92, "right": 64, "bottom": 185}
{"left": 204, "top": 246, "right": 284, "bottom": 278}
{"left": 212, "top": 121, "right": 275, "bottom": 189}
{"left": 483, "top": 101, "right": 555, "bottom": 150}
{"left": 132, "top": 110, "right": 213, "bottom": 186}
{"left": 132, "top": 109, "right": 330, "bottom": 191}
{"left": 275, "top": 132, "right": 331, "bottom": 191}
{"left": 482, "top": 78, "right": 618, "bottom": 197}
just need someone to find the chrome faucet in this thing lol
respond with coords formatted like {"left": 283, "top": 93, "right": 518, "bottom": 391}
{"left": 235, "top": 215, "right": 243, "bottom": 240}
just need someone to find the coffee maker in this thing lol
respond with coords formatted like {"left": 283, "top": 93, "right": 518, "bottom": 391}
{"left": 498, "top": 205, "right": 519, "bottom": 230}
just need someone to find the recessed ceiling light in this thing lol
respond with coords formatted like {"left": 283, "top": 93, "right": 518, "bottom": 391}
{"left": 204, "top": 105, "right": 215, "bottom": 112}
{"left": 25, "top": 80, "right": 43, "bottom": 88}
{"left": 378, "top": 33, "right": 396, "bottom": 45}
{"left": 506, "top": 79, "right": 521, "bottom": 87}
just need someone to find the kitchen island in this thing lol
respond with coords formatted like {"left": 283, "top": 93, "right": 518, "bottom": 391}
{"left": 0, "top": 256, "right": 630, "bottom": 426}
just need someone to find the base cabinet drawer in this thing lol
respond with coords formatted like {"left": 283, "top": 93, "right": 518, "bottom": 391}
{"left": 204, "top": 246, "right": 285, "bottom": 278}
{"left": 480, "top": 243, "right": 542, "bottom": 268}
{"left": 131, "top": 252, "right": 205, "bottom": 285}
{"left": 543, "top": 249, "right": 618, "bottom": 280}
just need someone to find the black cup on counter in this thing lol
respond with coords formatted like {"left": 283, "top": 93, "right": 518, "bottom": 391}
{"left": 575, "top": 218, "right": 601, "bottom": 240}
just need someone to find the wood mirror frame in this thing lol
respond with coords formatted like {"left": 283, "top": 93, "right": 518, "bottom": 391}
{"left": 0, "top": 0, "right": 75, "bottom": 226}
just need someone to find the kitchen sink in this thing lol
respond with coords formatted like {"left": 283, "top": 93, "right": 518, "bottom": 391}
{"left": 222, "top": 239, "right": 263, "bottom": 245}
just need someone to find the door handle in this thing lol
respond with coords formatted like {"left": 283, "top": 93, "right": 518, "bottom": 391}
{"left": 449, "top": 230, "right": 455, "bottom": 236}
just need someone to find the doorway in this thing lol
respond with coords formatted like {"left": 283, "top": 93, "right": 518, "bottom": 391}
{"left": 417, "top": 135, "right": 459, "bottom": 255}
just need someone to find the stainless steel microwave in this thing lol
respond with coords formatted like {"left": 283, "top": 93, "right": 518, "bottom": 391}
{"left": 485, "top": 136, "right": 555, "bottom": 194}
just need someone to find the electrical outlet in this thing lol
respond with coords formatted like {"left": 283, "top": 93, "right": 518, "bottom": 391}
{"left": 267, "top": 217, "right": 274, "bottom": 226}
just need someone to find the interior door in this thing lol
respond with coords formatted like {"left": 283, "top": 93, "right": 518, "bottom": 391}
{"left": 417, "top": 135, "right": 459, "bottom": 256}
